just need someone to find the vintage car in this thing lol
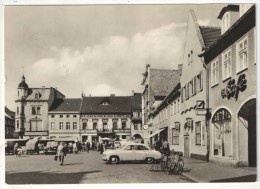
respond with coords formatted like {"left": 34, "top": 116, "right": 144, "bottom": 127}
{"left": 102, "top": 143, "right": 161, "bottom": 164}
{"left": 44, "top": 141, "right": 58, "bottom": 155}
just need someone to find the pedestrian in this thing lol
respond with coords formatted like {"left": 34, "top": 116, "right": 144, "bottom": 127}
{"left": 99, "top": 142, "right": 104, "bottom": 154}
{"left": 86, "top": 140, "right": 90, "bottom": 153}
{"left": 14, "top": 143, "right": 19, "bottom": 157}
{"left": 73, "top": 142, "right": 78, "bottom": 154}
{"left": 92, "top": 141, "right": 95, "bottom": 151}
{"left": 56, "top": 142, "right": 66, "bottom": 166}
{"left": 161, "top": 138, "right": 170, "bottom": 156}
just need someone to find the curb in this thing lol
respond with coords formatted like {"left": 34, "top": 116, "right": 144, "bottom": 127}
{"left": 182, "top": 173, "right": 202, "bottom": 183}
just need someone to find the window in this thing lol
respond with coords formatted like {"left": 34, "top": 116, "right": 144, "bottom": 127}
{"left": 59, "top": 122, "right": 63, "bottom": 129}
{"left": 222, "top": 49, "right": 232, "bottom": 80}
{"left": 35, "top": 93, "right": 38, "bottom": 99}
{"left": 190, "top": 50, "right": 193, "bottom": 63}
{"left": 66, "top": 122, "right": 70, "bottom": 129}
{"left": 185, "top": 83, "right": 189, "bottom": 99}
{"left": 73, "top": 122, "right": 77, "bottom": 129}
{"left": 189, "top": 78, "right": 196, "bottom": 96}
{"left": 177, "top": 99, "right": 180, "bottom": 113}
{"left": 103, "top": 122, "right": 108, "bottom": 131}
{"left": 113, "top": 120, "right": 118, "bottom": 130}
{"left": 73, "top": 115, "right": 77, "bottom": 118}
{"left": 172, "top": 122, "right": 180, "bottom": 145}
{"left": 222, "top": 12, "right": 230, "bottom": 34}
{"left": 32, "top": 106, "right": 41, "bottom": 115}
{"left": 60, "top": 115, "right": 63, "bottom": 118}
{"left": 134, "top": 123, "right": 138, "bottom": 130}
{"left": 196, "top": 71, "right": 203, "bottom": 92}
{"left": 66, "top": 115, "right": 70, "bottom": 118}
{"left": 195, "top": 122, "right": 201, "bottom": 145}
{"left": 122, "top": 122, "right": 126, "bottom": 129}
{"left": 17, "top": 120, "right": 19, "bottom": 129}
{"left": 237, "top": 36, "right": 248, "bottom": 73}
{"left": 51, "top": 122, "right": 55, "bottom": 130}
{"left": 51, "top": 115, "right": 55, "bottom": 118}
{"left": 93, "top": 122, "right": 97, "bottom": 130}
{"left": 17, "top": 107, "right": 19, "bottom": 114}
{"left": 133, "top": 112, "right": 138, "bottom": 118}
{"left": 83, "top": 123, "right": 87, "bottom": 130}
{"left": 211, "top": 59, "right": 219, "bottom": 86}
{"left": 174, "top": 102, "right": 176, "bottom": 114}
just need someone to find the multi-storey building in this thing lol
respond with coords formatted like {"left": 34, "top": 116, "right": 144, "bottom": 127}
{"left": 200, "top": 4, "right": 256, "bottom": 167}
{"left": 5, "top": 106, "right": 15, "bottom": 138}
{"left": 141, "top": 64, "right": 182, "bottom": 141}
{"left": 15, "top": 75, "right": 65, "bottom": 138}
{"left": 150, "top": 83, "right": 181, "bottom": 149}
{"left": 48, "top": 98, "right": 81, "bottom": 139}
{"left": 130, "top": 93, "right": 143, "bottom": 140}
{"left": 179, "top": 9, "right": 221, "bottom": 160}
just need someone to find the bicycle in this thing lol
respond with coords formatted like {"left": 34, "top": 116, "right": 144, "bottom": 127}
{"left": 167, "top": 152, "right": 184, "bottom": 175}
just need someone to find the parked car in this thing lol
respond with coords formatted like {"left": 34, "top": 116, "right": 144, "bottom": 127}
{"left": 5, "top": 139, "right": 29, "bottom": 154}
{"left": 44, "top": 141, "right": 58, "bottom": 155}
{"left": 102, "top": 143, "right": 161, "bottom": 164}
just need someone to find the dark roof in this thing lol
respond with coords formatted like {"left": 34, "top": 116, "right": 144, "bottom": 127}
{"left": 5, "top": 106, "right": 15, "bottom": 118}
{"left": 201, "top": 5, "right": 255, "bottom": 63}
{"left": 18, "top": 75, "right": 29, "bottom": 88}
{"left": 131, "top": 93, "right": 142, "bottom": 110}
{"left": 199, "top": 26, "right": 221, "bottom": 50}
{"left": 80, "top": 96, "right": 132, "bottom": 114}
{"left": 217, "top": 5, "right": 239, "bottom": 19}
{"left": 150, "top": 69, "right": 181, "bottom": 97}
{"left": 49, "top": 98, "right": 82, "bottom": 112}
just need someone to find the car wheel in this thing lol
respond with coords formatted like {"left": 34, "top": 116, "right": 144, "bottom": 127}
{"left": 146, "top": 157, "right": 154, "bottom": 164}
{"left": 110, "top": 156, "right": 119, "bottom": 164}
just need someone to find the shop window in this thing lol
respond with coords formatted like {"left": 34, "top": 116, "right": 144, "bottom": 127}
{"left": 236, "top": 36, "right": 248, "bottom": 73}
{"left": 222, "top": 48, "right": 232, "bottom": 80}
{"left": 212, "top": 109, "right": 232, "bottom": 157}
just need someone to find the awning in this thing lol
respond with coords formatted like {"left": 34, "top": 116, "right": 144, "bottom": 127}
{"left": 144, "top": 128, "right": 165, "bottom": 139}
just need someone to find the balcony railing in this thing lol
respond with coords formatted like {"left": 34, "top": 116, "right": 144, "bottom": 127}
{"left": 97, "top": 129, "right": 113, "bottom": 133}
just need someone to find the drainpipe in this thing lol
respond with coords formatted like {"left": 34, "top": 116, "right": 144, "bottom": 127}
{"left": 201, "top": 56, "right": 211, "bottom": 162}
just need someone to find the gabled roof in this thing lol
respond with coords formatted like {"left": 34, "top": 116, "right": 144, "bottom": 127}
{"left": 199, "top": 26, "right": 221, "bottom": 50}
{"left": 150, "top": 69, "right": 180, "bottom": 97}
{"left": 49, "top": 98, "right": 82, "bottom": 112}
{"left": 80, "top": 96, "right": 132, "bottom": 114}
{"left": 131, "top": 93, "right": 142, "bottom": 110}
{"left": 5, "top": 106, "right": 15, "bottom": 119}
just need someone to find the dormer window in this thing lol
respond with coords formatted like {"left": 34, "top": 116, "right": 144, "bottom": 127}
{"left": 222, "top": 12, "right": 230, "bottom": 34}
{"left": 35, "top": 93, "right": 39, "bottom": 99}
{"left": 102, "top": 101, "right": 109, "bottom": 105}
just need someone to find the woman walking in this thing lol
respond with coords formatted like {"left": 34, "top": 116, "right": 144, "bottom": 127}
{"left": 56, "top": 142, "right": 66, "bottom": 166}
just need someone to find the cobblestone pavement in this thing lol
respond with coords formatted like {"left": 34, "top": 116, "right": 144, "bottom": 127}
{"left": 5, "top": 151, "right": 193, "bottom": 184}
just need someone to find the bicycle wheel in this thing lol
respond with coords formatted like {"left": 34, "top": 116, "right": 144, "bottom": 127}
{"left": 176, "top": 160, "right": 184, "bottom": 174}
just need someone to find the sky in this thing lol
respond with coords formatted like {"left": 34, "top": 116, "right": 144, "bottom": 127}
{"left": 4, "top": 4, "right": 227, "bottom": 111}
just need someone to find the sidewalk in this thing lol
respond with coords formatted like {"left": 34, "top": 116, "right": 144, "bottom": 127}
{"left": 181, "top": 157, "right": 257, "bottom": 183}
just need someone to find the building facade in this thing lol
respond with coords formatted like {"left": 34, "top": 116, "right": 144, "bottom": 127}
{"left": 15, "top": 75, "right": 65, "bottom": 138}
{"left": 201, "top": 4, "right": 256, "bottom": 167}
{"left": 5, "top": 106, "right": 15, "bottom": 139}
{"left": 141, "top": 64, "right": 182, "bottom": 142}
{"left": 179, "top": 10, "right": 221, "bottom": 160}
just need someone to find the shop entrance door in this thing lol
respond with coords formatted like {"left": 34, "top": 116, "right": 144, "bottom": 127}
{"left": 238, "top": 99, "right": 256, "bottom": 167}
{"left": 184, "top": 135, "right": 190, "bottom": 157}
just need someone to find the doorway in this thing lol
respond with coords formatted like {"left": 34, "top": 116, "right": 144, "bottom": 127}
{"left": 184, "top": 135, "right": 190, "bottom": 157}
{"left": 238, "top": 99, "right": 256, "bottom": 167}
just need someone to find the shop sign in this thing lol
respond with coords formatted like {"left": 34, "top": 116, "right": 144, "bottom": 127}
{"left": 221, "top": 74, "right": 247, "bottom": 100}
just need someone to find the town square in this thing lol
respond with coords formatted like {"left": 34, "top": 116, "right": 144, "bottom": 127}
{"left": 3, "top": 1, "right": 258, "bottom": 188}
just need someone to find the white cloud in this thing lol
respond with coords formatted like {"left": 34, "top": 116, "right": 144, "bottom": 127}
{"left": 29, "top": 22, "right": 186, "bottom": 98}
{"left": 198, "top": 19, "right": 210, "bottom": 26}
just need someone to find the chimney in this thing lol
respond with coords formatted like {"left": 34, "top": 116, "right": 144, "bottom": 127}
{"left": 110, "top": 94, "right": 115, "bottom": 97}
